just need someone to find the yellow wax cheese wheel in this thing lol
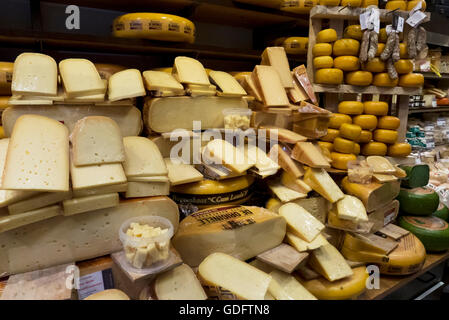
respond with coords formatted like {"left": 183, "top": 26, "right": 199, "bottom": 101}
{"left": 343, "top": 25, "right": 363, "bottom": 40}
{"left": 280, "top": 0, "right": 319, "bottom": 14}
{"left": 338, "top": 101, "right": 364, "bottom": 115}
{"left": 361, "top": 141, "right": 387, "bottom": 156}
{"left": 363, "top": 58, "right": 385, "bottom": 73}
{"left": 329, "top": 113, "right": 352, "bottom": 129}
{"left": 334, "top": 137, "right": 355, "bottom": 154}
{"left": 357, "top": 130, "right": 373, "bottom": 143}
{"left": 319, "top": 0, "right": 341, "bottom": 5}
{"left": 321, "top": 128, "right": 340, "bottom": 142}
{"left": 363, "top": 101, "right": 389, "bottom": 116}
{"left": 373, "top": 129, "right": 398, "bottom": 144}
{"left": 313, "top": 43, "right": 333, "bottom": 57}
{"left": 315, "top": 68, "right": 344, "bottom": 85}
{"left": 345, "top": 71, "right": 373, "bottom": 86}
{"left": 385, "top": 1, "right": 407, "bottom": 11}
{"left": 353, "top": 114, "right": 378, "bottom": 130}
{"left": 330, "top": 152, "right": 357, "bottom": 170}
{"left": 378, "top": 116, "right": 400, "bottom": 130}
{"left": 362, "top": 0, "right": 378, "bottom": 6}
{"left": 394, "top": 59, "right": 413, "bottom": 74}
{"left": 0, "top": 62, "right": 14, "bottom": 95}
{"left": 314, "top": 56, "right": 334, "bottom": 69}
{"left": 339, "top": 123, "right": 362, "bottom": 141}
{"left": 407, "top": 0, "right": 426, "bottom": 11}
{"left": 281, "top": 37, "right": 309, "bottom": 54}
{"left": 318, "top": 141, "right": 334, "bottom": 153}
{"left": 341, "top": 0, "right": 362, "bottom": 6}
{"left": 0, "top": 126, "right": 4, "bottom": 139}
{"left": 399, "top": 43, "right": 408, "bottom": 58}
{"left": 353, "top": 142, "right": 361, "bottom": 155}
{"left": 0, "top": 96, "right": 9, "bottom": 109}
{"left": 379, "top": 28, "right": 388, "bottom": 43}
{"left": 333, "top": 39, "right": 360, "bottom": 56}
{"left": 388, "top": 143, "right": 412, "bottom": 157}
{"left": 399, "top": 73, "right": 424, "bottom": 87}
{"left": 376, "top": 43, "right": 385, "bottom": 57}
{"left": 372, "top": 73, "right": 399, "bottom": 87}
{"left": 334, "top": 56, "right": 360, "bottom": 71}
{"left": 317, "top": 29, "right": 338, "bottom": 43}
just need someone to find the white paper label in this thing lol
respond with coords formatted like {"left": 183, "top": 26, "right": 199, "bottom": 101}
{"left": 406, "top": 11, "right": 427, "bottom": 27}
{"left": 77, "top": 271, "right": 105, "bottom": 300}
{"left": 437, "top": 119, "right": 446, "bottom": 126}
{"left": 360, "top": 12, "right": 369, "bottom": 30}
{"left": 371, "top": 9, "right": 380, "bottom": 33}
{"left": 396, "top": 16, "right": 404, "bottom": 32}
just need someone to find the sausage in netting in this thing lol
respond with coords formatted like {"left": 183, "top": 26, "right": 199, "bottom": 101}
{"left": 416, "top": 26, "right": 427, "bottom": 52}
{"left": 407, "top": 27, "right": 417, "bottom": 59}
{"left": 359, "top": 30, "right": 370, "bottom": 63}
{"left": 387, "top": 57, "right": 398, "bottom": 80}
{"left": 367, "top": 31, "right": 378, "bottom": 61}
{"left": 380, "top": 31, "right": 395, "bottom": 61}
{"left": 392, "top": 32, "right": 400, "bottom": 62}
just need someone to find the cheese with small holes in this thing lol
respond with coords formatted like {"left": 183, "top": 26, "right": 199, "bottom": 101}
{"left": 343, "top": 25, "right": 363, "bottom": 40}
{"left": 205, "top": 139, "right": 253, "bottom": 173}
{"left": 173, "top": 205, "right": 286, "bottom": 266}
{"left": 123, "top": 136, "right": 167, "bottom": 177}
{"left": 338, "top": 101, "right": 363, "bottom": 115}
{"left": 315, "top": 68, "right": 343, "bottom": 85}
{"left": 339, "top": 123, "right": 361, "bottom": 141}
{"left": 333, "top": 137, "right": 355, "bottom": 154}
{"left": 313, "top": 56, "right": 334, "bottom": 69}
{"left": 2, "top": 115, "right": 69, "bottom": 192}
{"left": 362, "top": 0, "right": 378, "bottom": 6}
{"left": 316, "top": 29, "right": 337, "bottom": 43}
{"left": 333, "top": 39, "right": 360, "bottom": 56}
{"left": 164, "top": 158, "right": 203, "bottom": 186}
{"left": 142, "top": 70, "right": 184, "bottom": 94}
{"left": 320, "top": 128, "right": 339, "bottom": 142}
{"left": 372, "top": 73, "right": 398, "bottom": 87}
{"left": 8, "top": 191, "right": 71, "bottom": 215}
{"left": 388, "top": 143, "right": 411, "bottom": 157}
{"left": 329, "top": 113, "right": 352, "bottom": 129}
{"left": 303, "top": 167, "right": 344, "bottom": 203}
{"left": 385, "top": 0, "right": 406, "bottom": 10}
{"left": 399, "top": 73, "right": 424, "bottom": 87}
{"left": 378, "top": 116, "right": 400, "bottom": 130}
{"left": 124, "top": 181, "right": 169, "bottom": 198}
{"left": 394, "top": 60, "right": 413, "bottom": 74}
{"left": 62, "top": 193, "right": 119, "bottom": 216}
{"left": 0, "top": 205, "right": 61, "bottom": 233}
{"left": 373, "top": 129, "right": 398, "bottom": 144}
{"left": 363, "top": 101, "right": 388, "bottom": 116}
{"left": 308, "top": 244, "right": 353, "bottom": 282}
{"left": 279, "top": 203, "right": 325, "bottom": 242}
{"left": 336, "top": 195, "right": 368, "bottom": 221}
{"left": 333, "top": 56, "right": 360, "bottom": 71}
{"left": 59, "top": 59, "right": 104, "bottom": 98}
{"left": 291, "top": 142, "right": 330, "bottom": 169}
{"left": 108, "top": 69, "right": 145, "bottom": 101}
{"left": 286, "top": 232, "right": 329, "bottom": 252}
{"left": 173, "top": 56, "right": 210, "bottom": 86}
{"left": 330, "top": 152, "right": 357, "bottom": 170}
{"left": 12, "top": 53, "right": 57, "bottom": 96}
{"left": 268, "top": 270, "right": 317, "bottom": 300}
{"left": 261, "top": 47, "right": 294, "bottom": 88}
{"left": 71, "top": 116, "right": 125, "bottom": 166}
{"left": 345, "top": 71, "right": 373, "bottom": 86}
{"left": 252, "top": 65, "right": 289, "bottom": 107}
{"left": 357, "top": 130, "right": 372, "bottom": 143}
{"left": 363, "top": 58, "right": 386, "bottom": 73}
{"left": 209, "top": 71, "right": 247, "bottom": 96}
{"left": 361, "top": 141, "right": 387, "bottom": 156}
{"left": 313, "top": 43, "right": 333, "bottom": 57}
{"left": 353, "top": 115, "right": 378, "bottom": 130}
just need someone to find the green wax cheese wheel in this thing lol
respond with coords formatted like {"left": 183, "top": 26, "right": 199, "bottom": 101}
{"left": 432, "top": 203, "right": 449, "bottom": 222}
{"left": 400, "top": 164, "right": 429, "bottom": 189}
{"left": 398, "top": 216, "right": 449, "bottom": 252}
{"left": 396, "top": 187, "right": 439, "bottom": 216}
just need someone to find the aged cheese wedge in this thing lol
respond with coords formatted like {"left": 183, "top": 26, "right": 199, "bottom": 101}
{"left": 172, "top": 205, "right": 286, "bottom": 266}
{"left": 142, "top": 70, "right": 184, "bottom": 94}
{"left": 59, "top": 59, "right": 104, "bottom": 98}
{"left": 0, "top": 205, "right": 61, "bottom": 233}
{"left": 308, "top": 244, "right": 354, "bottom": 282}
{"left": 84, "top": 289, "right": 130, "bottom": 300}
{"left": 173, "top": 57, "right": 210, "bottom": 86}
{"left": 327, "top": 209, "right": 373, "bottom": 233}
{"left": 241, "top": 75, "right": 263, "bottom": 101}
{"left": 123, "top": 136, "right": 168, "bottom": 177}
{"left": 291, "top": 142, "right": 330, "bottom": 169}
{"left": 164, "top": 158, "right": 203, "bottom": 186}
{"left": 72, "top": 183, "right": 128, "bottom": 197}
{"left": 62, "top": 193, "right": 119, "bottom": 216}
{"left": 286, "top": 232, "right": 329, "bottom": 252}
{"left": 209, "top": 71, "right": 247, "bottom": 97}
{"left": 366, "top": 156, "right": 396, "bottom": 174}
{"left": 71, "top": 116, "right": 125, "bottom": 166}
{"left": 268, "top": 182, "right": 307, "bottom": 202}
{"left": 198, "top": 252, "right": 272, "bottom": 300}
{"left": 268, "top": 270, "right": 317, "bottom": 300}
{"left": 336, "top": 195, "right": 368, "bottom": 222}
{"left": 108, "top": 69, "right": 146, "bottom": 101}
{"left": 12, "top": 53, "right": 57, "bottom": 96}
{"left": 245, "top": 145, "right": 280, "bottom": 175}
{"left": 303, "top": 167, "right": 344, "bottom": 203}
{"left": 205, "top": 139, "right": 253, "bottom": 174}
{"left": 279, "top": 203, "right": 325, "bottom": 242}
{"left": 252, "top": 65, "right": 289, "bottom": 107}
{"left": 261, "top": 47, "right": 294, "bottom": 88}
{"left": 269, "top": 144, "right": 305, "bottom": 178}
{"left": 8, "top": 191, "right": 72, "bottom": 215}
{"left": 124, "top": 181, "right": 169, "bottom": 198}
{"left": 280, "top": 171, "right": 311, "bottom": 194}
{"left": 2, "top": 115, "right": 69, "bottom": 192}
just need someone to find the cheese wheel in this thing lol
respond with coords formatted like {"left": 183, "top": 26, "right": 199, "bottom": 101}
{"left": 315, "top": 68, "right": 343, "bottom": 85}
{"left": 373, "top": 129, "right": 398, "bottom": 144}
{"left": 0, "top": 62, "right": 13, "bottom": 95}
{"left": 363, "top": 58, "right": 385, "bottom": 73}
{"left": 330, "top": 152, "right": 357, "bottom": 170}
{"left": 339, "top": 123, "right": 362, "bottom": 141}
{"left": 345, "top": 71, "right": 373, "bottom": 86}
{"left": 357, "top": 130, "right": 373, "bottom": 143}
{"left": 399, "top": 43, "right": 408, "bottom": 58}
{"left": 362, "top": 0, "right": 378, "bottom": 6}
{"left": 280, "top": 0, "right": 319, "bottom": 14}
{"left": 363, "top": 101, "right": 388, "bottom": 116}
{"left": 343, "top": 25, "right": 363, "bottom": 40}
{"left": 379, "top": 28, "right": 388, "bottom": 43}
{"left": 333, "top": 39, "right": 360, "bottom": 56}
{"left": 378, "top": 116, "right": 400, "bottom": 130}
{"left": 334, "top": 56, "right": 360, "bottom": 71}
{"left": 361, "top": 141, "right": 387, "bottom": 156}
{"left": 321, "top": 128, "right": 340, "bottom": 142}
{"left": 319, "top": 0, "right": 341, "bottom": 5}
{"left": 313, "top": 43, "right": 333, "bottom": 57}
{"left": 353, "top": 143, "right": 360, "bottom": 155}
{"left": 318, "top": 141, "right": 334, "bottom": 153}
{"left": 399, "top": 73, "right": 424, "bottom": 87}
{"left": 372, "top": 73, "right": 399, "bottom": 87}
{"left": 407, "top": 0, "right": 426, "bottom": 11}
{"left": 280, "top": 37, "right": 309, "bottom": 54}
{"left": 317, "top": 29, "right": 338, "bottom": 43}
{"left": 0, "top": 96, "right": 9, "bottom": 109}
{"left": 341, "top": 0, "right": 362, "bottom": 6}
{"left": 376, "top": 43, "right": 385, "bottom": 57}
{"left": 388, "top": 143, "right": 411, "bottom": 157}
{"left": 334, "top": 137, "right": 355, "bottom": 154}
{"left": 385, "top": 1, "right": 406, "bottom": 10}
{"left": 353, "top": 115, "right": 378, "bottom": 130}
{"left": 329, "top": 113, "right": 352, "bottom": 129}
{"left": 394, "top": 59, "right": 413, "bottom": 74}
{"left": 338, "top": 101, "right": 363, "bottom": 115}
{"left": 314, "top": 56, "right": 334, "bottom": 69}
{"left": 0, "top": 126, "right": 4, "bottom": 139}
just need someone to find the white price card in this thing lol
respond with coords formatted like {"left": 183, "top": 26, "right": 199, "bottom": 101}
{"left": 396, "top": 16, "right": 404, "bottom": 32}
{"left": 406, "top": 10, "right": 427, "bottom": 27}
{"left": 360, "top": 11, "right": 369, "bottom": 30}
{"left": 370, "top": 9, "right": 380, "bottom": 33}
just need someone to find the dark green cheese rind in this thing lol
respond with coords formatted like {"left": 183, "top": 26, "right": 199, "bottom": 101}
{"left": 398, "top": 216, "right": 449, "bottom": 252}
{"left": 432, "top": 203, "right": 449, "bottom": 222}
{"left": 399, "top": 164, "right": 429, "bottom": 189}
{"left": 396, "top": 187, "right": 439, "bottom": 216}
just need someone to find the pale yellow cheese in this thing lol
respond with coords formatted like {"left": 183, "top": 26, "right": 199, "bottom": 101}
{"left": 164, "top": 158, "right": 203, "bottom": 186}
{"left": 309, "top": 244, "right": 354, "bottom": 282}
{"left": 59, "top": 58, "right": 104, "bottom": 98}
{"left": 204, "top": 139, "right": 253, "bottom": 174}
{"left": 209, "top": 71, "right": 247, "bottom": 97}
{"left": 336, "top": 195, "right": 368, "bottom": 222}
{"left": 108, "top": 69, "right": 146, "bottom": 101}
{"left": 173, "top": 56, "right": 210, "bottom": 85}
{"left": 62, "top": 193, "right": 119, "bottom": 216}
{"left": 261, "top": 47, "right": 294, "bottom": 88}
{"left": 8, "top": 191, "right": 72, "bottom": 215}
{"left": 84, "top": 289, "right": 130, "bottom": 300}
{"left": 142, "top": 70, "right": 184, "bottom": 93}
{"left": 303, "top": 167, "right": 344, "bottom": 203}
{"left": 0, "top": 205, "right": 61, "bottom": 233}
{"left": 124, "top": 181, "right": 169, "bottom": 198}
{"left": 279, "top": 203, "right": 325, "bottom": 242}
{"left": 268, "top": 270, "right": 317, "bottom": 300}
{"left": 127, "top": 176, "right": 169, "bottom": 182}
{"left": 286, "top": 232, "right": 329, "bottom": 252}
{"left": 123, "top": 136, "right": 168, "bottom": 177}
{"left": 252, "top": 65, "right": 289, "bottom": 107}
{"left": 268, "top": 182, "right": 307, "bottom": 202}
{"left": 72, "top": 183, "right": 128, "bottom": 197}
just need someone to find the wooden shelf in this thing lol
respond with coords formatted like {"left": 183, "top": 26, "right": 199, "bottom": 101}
{"left": 409, "top": 106, "right": 449, "bottom": 113}
{"left": 313, "top": 84, "right": 422, "bottom": 96}
{"left": 419, "top": 72, "right": 449, "bottom": 80}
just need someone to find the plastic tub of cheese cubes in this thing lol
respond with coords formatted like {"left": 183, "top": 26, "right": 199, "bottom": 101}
{"left": 222, "top": 108, "right": 252, "bottom": 130}
{"left": 119, "top": 216, "right": 175, "bottom": 274}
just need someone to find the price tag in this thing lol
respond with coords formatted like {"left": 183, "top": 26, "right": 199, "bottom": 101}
{"left": 406, "top": 10, "right": 427, "bottom": 27}
{"left": 437, "top": 118, "right": 446, "bottom": 126}
{"left": 360, "top": 11, "right": 369, "bottom": 30}
{"left": 396, "top": 16, "right": 404, "bottom": 32}
{"left": 370, "top": 9, "right": 380, "bottom": 33}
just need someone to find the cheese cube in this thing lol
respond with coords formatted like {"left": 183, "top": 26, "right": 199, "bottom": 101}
{"left": 268, "top": 270, "right": 317, "bottom": 300}
{"left": 108, "top": 69, "right": 146, "bottom": 101}
{"left": 62, "top": 193, "right": 119, "bottom": 216}
{"left": 173, "top": 57, "right": 210, "bottom": 85}
{"left": 261, "top": 47, "right": 294, "bottom": 88}
{"left": 12, "top": 53, "right": 57, "bottom": 96}
{"left": 0, "top": 205, "right": 61, "bottom": 233}
{"left": 308, "top": 244, "right": 354, "bottom": 282}
{"left": 164, "top": 159, "right": 203, "bottom": 186}
{"left": 2, "top": 115, "right": 70, "bottom": 192}
{"left": 209, "top": 71, "right": 247, "bottom": 97}
{"left": 124, "top": 181, "right": 169, "bottom": 198}
{"left": 133, "top": 247, "right": 149, "bottom": 268}
{"left": 71, "top": 116, "right": 125, "bottom": 166}
{"left": 303, "top": 167, "right": 344, "bottom": 203}
{"left": 142, "top": 70, "right": 184, "bottom": 93}
{"left": 336, "top": 195, "right": 368, "bottom": 222}
{"left": 286, "top": 232, "right": 329, "bottom": 252}
{"left": 123, "top": 136, "right": 167, "bottom": 177}
{"left": 252, "top": 65, "right": 289, "bottom": 107}
{"left": 59, "top": 59, "right": 104, "bottom": 98}
{"left": 72, "top": 183, "right": 128, "bottom": 197}
{"left": 278, "top": 203, "right": 325, "bottom": 242}
{"left": 8, "top": 191, "right": 72, "bottom": 215}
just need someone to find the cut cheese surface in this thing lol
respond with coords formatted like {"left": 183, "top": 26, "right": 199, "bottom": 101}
{"left": 366, "top": 156, "right": 396, "bottom": 174}
{"left": 124, "top": 181, "right": 169, "bottom": 198}
{"left": 205, "top": 139, "right": 253, "bottom": 174}
{"left": 108, "top": 69, "right": 146, "bottom": 101}
{"left": 286, "top": 232, "right": 329, "bottom": 252}
{"left": 173, "top": 56, "right": 210, "bottom": 85}
{"left": 59, "top": 59, "right": 104, "bottom": 98}
{"left": 12, "top": 53, "right": 57, "bottom": 96}
{"left": 261, "top": 47, "right": 294, "bottom": 88}
{"left": 279, "top": 202, "right": 325, "bottom": 242}
{"left": 269, "top": 144, "right": 305, "bottom": 178}
{"left": 280, "top": 171, "right": 311, "bottom": 194}
{"left": 308, "top": 244, "right": 354, "bottom": 282}
{"left": 8, "top": 191, "right": 71, "bottom": 215}
{"left": 303, "top": 167, "right": 344, "bottom": 203}
{"left": 72, "top": 183, "right": 128, "bottom": 197}
{"left": 62, "top": 193, "right": 119, "bottom": 216}
{"left": 252, "top": 65, "right": 289, "bottom": 107}
{"left": 123, "top": 136, "right": 167, "bottom": 177}
{"left": 268, "top": 181, "right": 307, "bottom": 202}
{"left": 164, "top": 158, "right": 203, "bottom": 186}
{"left": 71, "top": 116, "right": 125, "bottom": 166}
{"left": 268, "top": 270, "right": 317, "bottom": 300}
{"left": 336, "top": 195, "right": 368, "bottom": 222}
{"left": 142, "top": 70, "right": 184, "bottom": 93}
{"left": 0, "top": 205, "right": 61, "bottom": 233}
{"left": 2, "top": 115, "right": 69, "bottom": 192}
{"left": 291, "top": 142, "right": 330, "bottom": 169}
{"left": 209, "top": 71, "right": 247, "bottom": 96}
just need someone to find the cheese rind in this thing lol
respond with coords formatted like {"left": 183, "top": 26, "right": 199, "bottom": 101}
{"left": 8, "top": 191, "right": 72, "bottom": 215}
{"left": 72, "top": 183, "right": 128, "bottom": 197}
{"left": 62, "top": 193, "right": 119, "bottom": 216}
{"left": 124, "top": 181, "right": 169, "bottom": 198}
{"left": 261, "top": 47, "right": 294, "bottom": 88}
{"left": 279, "top": 203, "right": 325, "bottom": 242}
{"left": 123, "top": 136, "right": 168, "bottom": 177}
{"left": 0, "top": 205, "right": 61, "bottom": 233}
{"left": 308, "top": 244, "right": 354, "bottom": 282}
{"left": 59, "top": 59, "right": 104, "bottom": 98}
{"left": 108, "top": 69, "right": 146, "bottom": 101}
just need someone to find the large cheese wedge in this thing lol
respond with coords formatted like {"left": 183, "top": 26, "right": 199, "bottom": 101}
{"left": 2, "top": 115, "right": 69, "bottom": 192}
{"left": 143, "top": 96, "right": 247, "bottom": 133}
{"left": 396, "top": 187, "right": 439, "bottom": 216}
{"left": 303, "top": 167, "right": 344, "bottom": 203}
{"left": 0, "top": 205, "right": 61, "bottom": 233}
{"left": 341, "top": 176, "right": 400, "bottom": 212}
{"left": 366, "top": 156, "right": 396, "bottom": 174}
{"left": 261, "top": 47, "right": 294, "bottom": 88}
{"left": 291, "top": 142, "right": 330, "bottom": 169}
{"left": 268, "top": 270, "right": 317, "bottom": 300}
{"left": 164, "top": 159, "right": 203, "bottom": 186}
{"left": 59, "top": 59, "right": 104, "bottom": 98}
{"left": 252, "top": 65, "right": 289, "bottom": 107}
{"left": 269, "top": 144, "right": 304, "bottom": 178}
{"left": 172, "top": 205, "right": 286, "bottom": 266}
{"left": 71, "top": 116, "right": 125, "bottom": 166}
{"left": 108, "top": 69, "right": 145, "bottom": 101}
{"left": 84, "top": 289, "right": 130, "bottom": 300}
{"left": 336, "top": 195, "right": 368, "bottom": 222}
{"left": 209, "top": 71, "right": 247, "bottom": 97}
{"left": 308, "top": 244, "right": 353, "bottom": 282}
{"left": 173, "top": 57, "right": 210, "bottom": 86}
{"left": 204, "top": 139, "right": 253, "bottom": 174}
{"left": 62, "top": 193, "right": 119, "bottom": 216}
{"left": 12, "top": 53, "right": 57, "bottom": 96}
{"left": 124, "top": 181, "right": 169, "bottom": 198}
{"left": 0, "top": 196, "right": 179, "bottom": 276}
{"left": 142, "top": 70, "right": 184, "bottom": 94}
{"left": 286, "top": 232, "right": 329, "bottom": 252}
{"left": 8, "top": 191, "right": 71, "bottom": 215}
{"left": 154, "top": 264, "right": 207, "bottom": 300}
{"left": 279, "top": 203, "right": 324, "bottom": 242}
{"left": 2, "top": 105, "right": 142, "bottom": 138}
{"left": 122, "top": 136, "right": 167, "bottom": 177}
